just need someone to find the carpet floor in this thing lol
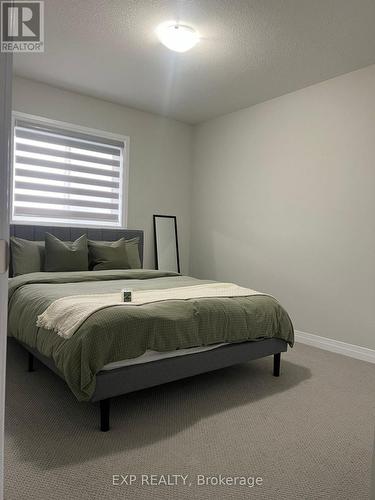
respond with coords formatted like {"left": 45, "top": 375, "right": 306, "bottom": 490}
{"left": 4, "top": 339, "right": 375, "bottom": 500}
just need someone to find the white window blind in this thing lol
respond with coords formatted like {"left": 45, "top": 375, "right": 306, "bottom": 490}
{"left": 12, "top": 117, "right": 126, "bottom": 227}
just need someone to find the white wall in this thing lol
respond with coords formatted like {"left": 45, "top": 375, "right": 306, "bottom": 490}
{"left": 191, "top": 65, "right": 375, "bottom": 350}
{"left": 12, "top": 77, "right": 192, "bottom": 272}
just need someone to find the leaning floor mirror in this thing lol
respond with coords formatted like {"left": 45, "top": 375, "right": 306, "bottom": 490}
{"left": 153, "top": 215, "right": 180, "bottom": 273}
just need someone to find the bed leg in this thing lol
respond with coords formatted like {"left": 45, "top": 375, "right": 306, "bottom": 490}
{"left": 100, "top": 398, "right": 110, "bottom": 432}
{"left": 28, "top": 352, "right": 35, "bottom": 372}
{"left": 273, "top": 353, "right": 281, "bottom": 377}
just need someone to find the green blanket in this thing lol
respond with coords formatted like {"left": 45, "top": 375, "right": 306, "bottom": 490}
{"left": 8, "top": 270, "right": 294, "bottom": 401}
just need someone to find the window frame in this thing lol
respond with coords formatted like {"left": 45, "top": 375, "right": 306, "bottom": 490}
{"left": 10, "top": 111, "right": 129, "bottom": 229}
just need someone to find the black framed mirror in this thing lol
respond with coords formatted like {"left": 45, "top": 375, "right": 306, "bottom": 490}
{"left": 153, "top": 215, "right": 180, "bottom": 273}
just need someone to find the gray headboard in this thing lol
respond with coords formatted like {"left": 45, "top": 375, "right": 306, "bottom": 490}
{"left": 10, "top": 224, "right": 144, "bottom": 270}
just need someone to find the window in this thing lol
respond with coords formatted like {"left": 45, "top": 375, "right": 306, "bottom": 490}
{"left": 11, "top": 113, "right": 127, "bottom": 228}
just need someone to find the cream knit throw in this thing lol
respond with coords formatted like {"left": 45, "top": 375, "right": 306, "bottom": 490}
{"left": 36, "top": 282, "right": 264, "bottom": 339}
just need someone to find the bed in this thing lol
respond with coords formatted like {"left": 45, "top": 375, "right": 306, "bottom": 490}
{"left": 8, "top": 225, "right": 294, "bottom": 431}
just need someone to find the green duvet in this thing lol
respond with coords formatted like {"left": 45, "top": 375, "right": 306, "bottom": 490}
{"left": 8, "top": 270, "right": 294, "bottom": 401}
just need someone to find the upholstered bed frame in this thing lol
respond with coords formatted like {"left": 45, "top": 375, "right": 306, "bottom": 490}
{"left": 10, "top": 225, "right": 288, "bottom": 432}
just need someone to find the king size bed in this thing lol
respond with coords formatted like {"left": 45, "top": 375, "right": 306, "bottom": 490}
{"left": 8, "top": 225, "right": 294, "bottom": 431}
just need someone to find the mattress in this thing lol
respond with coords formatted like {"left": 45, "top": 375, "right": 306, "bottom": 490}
{"left": 102, "top": 343, "right": 226, "bottom": 370}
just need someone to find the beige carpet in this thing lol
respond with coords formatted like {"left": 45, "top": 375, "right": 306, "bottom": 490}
{"left": 4, "top": 339, "right": 375, "bottom": 500}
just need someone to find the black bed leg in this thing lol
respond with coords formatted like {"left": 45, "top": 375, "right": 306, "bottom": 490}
{"left": 273, "top": 353, "right": 281, "bottom": 377}
{"left": 28, "top": 352, "right": 35, "bottom": 372}
{"left": 100, "top": 398, "right": 110, "bottom": 432}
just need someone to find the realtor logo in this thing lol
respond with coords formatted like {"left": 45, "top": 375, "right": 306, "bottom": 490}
{"left": 1, "top": 1, "right": 44, "bottom": 52}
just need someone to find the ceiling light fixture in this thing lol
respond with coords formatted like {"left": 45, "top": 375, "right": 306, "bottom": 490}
{"left": 156, "top": 22, "right": 199, "bottom": 53}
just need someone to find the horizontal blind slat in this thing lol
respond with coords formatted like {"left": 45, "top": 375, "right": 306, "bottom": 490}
{"left": 15, "top": 181, "right": 119, "bottom": 200}
{"left": 15, "top": 155, "right": 120, "bottom": 179}
{"left": 16, "top": 143, "right": 120, "bottom": 167}
{"left": 14, "top": 194, "right": 119, "bottom": 211}
{"left": 14, "top": 206, "right": 119, "bottom": 222}
{"left": 15, "top": 168, "right": 120, "bottom": 188}
{"left": 15, "top": 128, "right": 121, "bottom": 157}
{"left": 15, "top": 120, "right": 125, "bottom": 148}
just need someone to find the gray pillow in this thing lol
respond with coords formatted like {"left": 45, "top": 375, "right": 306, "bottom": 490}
{"left": 10, "top": 237, "right": 45, "bottom": 276}
{"left": 44, "top": 233, "right": 88, "bottom": 272}
{"left": 124, "top": 238, "right": 141, "bottom": 269}
{"left": 88, "top": 238, "right": 130, "bottom": 271}
{"left": 88, "top": 238, "right": 141, "bottom": 269}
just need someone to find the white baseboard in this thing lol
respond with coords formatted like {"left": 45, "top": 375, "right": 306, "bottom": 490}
{"left": 294, "top": 330, "right": 375, "bottom": 364}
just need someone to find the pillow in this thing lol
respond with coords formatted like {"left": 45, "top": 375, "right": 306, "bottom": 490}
{"left": 88, "top": 238, "right": 130, "bottom": 271}
{"left": 89, "top": 238, "right": 141, "bottom": 269}
{"left": 44, "top": 233, "right": 89, "bottom": 272}
{"left": 124, "top": 237, "right": 141, "bottom": 269}
{"left": 10, "top": 237, "right": 45, "bottom": 276}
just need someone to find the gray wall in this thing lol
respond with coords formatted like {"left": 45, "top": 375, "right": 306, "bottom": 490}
{"left": 13, "top": 66, "right": 375, "bottom": 350}
{"left": 191, "top": 65, "right": 375, "bottom": 350}
{"left": 12, "top": 77, "right": 193, "bottom": 272}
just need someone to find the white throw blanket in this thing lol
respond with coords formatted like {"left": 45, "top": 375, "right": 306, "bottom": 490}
{"left": 36, "top": 282, "right": 264, "bottom": 339}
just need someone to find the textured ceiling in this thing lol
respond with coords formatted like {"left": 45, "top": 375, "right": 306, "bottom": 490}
{"left": 14, "top": 0, "right": 375, "bottom": 124}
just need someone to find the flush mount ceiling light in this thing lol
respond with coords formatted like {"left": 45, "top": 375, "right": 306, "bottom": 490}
{"left": 156, "top": 22, "right": 199, "bottom": 53}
